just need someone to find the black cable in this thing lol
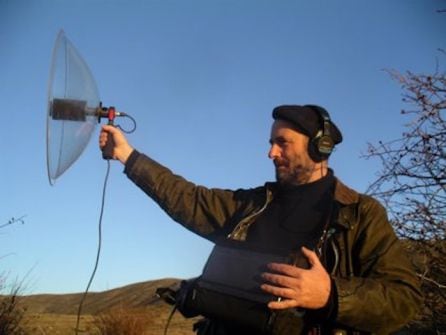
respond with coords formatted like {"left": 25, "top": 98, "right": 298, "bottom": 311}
{"left": 164, "top": 305, "right": 178, "bottom": 335}
{"left": 74, "top": 160, "right": 111, "bottom": 334}
{"left": 116, "top": 113, "right": 137, "bottom": 134}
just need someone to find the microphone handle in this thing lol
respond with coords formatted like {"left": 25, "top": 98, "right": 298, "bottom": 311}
{"left": 102, "top": 122, "right": 115, "bottom": 160}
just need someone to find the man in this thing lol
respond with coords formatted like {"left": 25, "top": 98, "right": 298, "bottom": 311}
{"left": 99, "top": 105, "right": 422, "bottom": 334}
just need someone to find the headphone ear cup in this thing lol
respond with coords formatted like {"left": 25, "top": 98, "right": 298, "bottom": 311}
{"left": 308, "top": 141, "right": 322, "bottom": 162}
{"left": 304, "top": 105, "right": 334, "bottom": 161}
{"left": 317, "top": 134, "right": 334, "bottom": 156}
{"left": 308, "top": 131, "right": 334, "bottom": 162}
{"left": 308, "top": 133, "right": 323, "bottom": 162}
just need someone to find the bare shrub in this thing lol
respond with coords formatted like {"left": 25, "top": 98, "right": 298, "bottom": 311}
{"left": 365, "top": 58, "right": 446, "bottom": 333}
{"left": 0, "top": 277, "right": 28, "bottom": 335}
{"left": 92, "top": 306, "right": 151, "bottom": 335}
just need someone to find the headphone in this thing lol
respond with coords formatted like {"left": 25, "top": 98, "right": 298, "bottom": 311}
{"left": 305, "top": 105, "right": 335, "bottom": 161}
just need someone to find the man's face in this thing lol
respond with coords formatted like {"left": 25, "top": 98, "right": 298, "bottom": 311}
{"left": 269, "top": 119, "right": 318, "bottom": 185}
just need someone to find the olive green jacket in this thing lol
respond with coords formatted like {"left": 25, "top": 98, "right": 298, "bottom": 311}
{"left": 125, "top": 152, "right": 422, "bottom": 334}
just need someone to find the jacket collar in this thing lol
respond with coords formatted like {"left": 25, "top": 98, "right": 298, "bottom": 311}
{"left": 334, "top": 178, "right": 359, "bottom": 205}
{"left": 333, "top": 179, "right": 360, "bottom": 230}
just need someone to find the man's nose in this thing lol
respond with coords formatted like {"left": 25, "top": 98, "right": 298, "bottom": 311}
{"left": 268, "top": 144, "right": 280, "bottom": 159}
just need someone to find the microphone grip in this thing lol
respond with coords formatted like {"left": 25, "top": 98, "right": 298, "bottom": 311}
{"left": 102, "top": 124, "right": 115, "bottom": 160}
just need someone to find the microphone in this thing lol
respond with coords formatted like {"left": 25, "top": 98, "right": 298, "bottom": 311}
{"left": 50, "top": 98, "right": 87, "bottom": 121}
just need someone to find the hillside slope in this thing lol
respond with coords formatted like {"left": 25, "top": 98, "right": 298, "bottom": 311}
{"left": 19, "top": 278, "right": 181, "bottom": 314}
{"left": 12, "top": 278, "right": 197, "bottom": 334}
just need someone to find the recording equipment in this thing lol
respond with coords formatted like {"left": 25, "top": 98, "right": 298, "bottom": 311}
{"left": 173, "top": 241, "right": 309, "bottom": 333}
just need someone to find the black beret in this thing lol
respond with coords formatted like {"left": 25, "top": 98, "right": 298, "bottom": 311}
{"left": 272, "top": 104, "right": 343, "bottom": 145}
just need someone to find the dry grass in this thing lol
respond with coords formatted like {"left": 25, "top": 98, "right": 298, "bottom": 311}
{"left": 15, "top": 279, "right": 199, "bottom": 335}
{"left": 92, "top": 306, "right": 152, "bottom": 335}
{"left": 0, "top": 278, "right": 28, "bottom": 335}
{"left": 24, "top": 313, "right": 96, "bottom": 335}
{"left": 23, "top": 308, "right": 197, "bottom": 335}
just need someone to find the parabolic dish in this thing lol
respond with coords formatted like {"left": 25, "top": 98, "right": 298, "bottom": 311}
{"left": 46, "top": 30, "right": 101, "bottom": 185}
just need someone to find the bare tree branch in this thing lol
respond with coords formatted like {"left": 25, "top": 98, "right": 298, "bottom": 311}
{"left": 364, "top": 56, "right": 446, "bottom": 332}
{"left": 0, "top": 216, "right": 26, "bottom": 229}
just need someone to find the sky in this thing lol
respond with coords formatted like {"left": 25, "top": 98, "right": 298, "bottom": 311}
{"left": 1, "top": 0, "right": 445, "bottom": 295}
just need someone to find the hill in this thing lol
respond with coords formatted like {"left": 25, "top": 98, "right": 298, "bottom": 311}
{"left": 14, "top": 278, "right": 198, "bottom": 335}
{"left": 20, "top": 278, "right": 180, "bottom": 314}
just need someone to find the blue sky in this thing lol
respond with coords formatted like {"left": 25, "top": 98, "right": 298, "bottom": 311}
{"left": 1, "top": 0, "right": 445, "bottom": 294}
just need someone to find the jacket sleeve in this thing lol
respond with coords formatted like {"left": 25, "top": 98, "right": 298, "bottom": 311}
{"left": 124, "top": 151, "right": 262, "bottom": 240}
{"left": 334, "top": 196, "right": 423, "bottom": 333}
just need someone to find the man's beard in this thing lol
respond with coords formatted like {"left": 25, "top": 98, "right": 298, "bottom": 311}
{"left": 274, "top": 161, "right": 314, "bottom": 186}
